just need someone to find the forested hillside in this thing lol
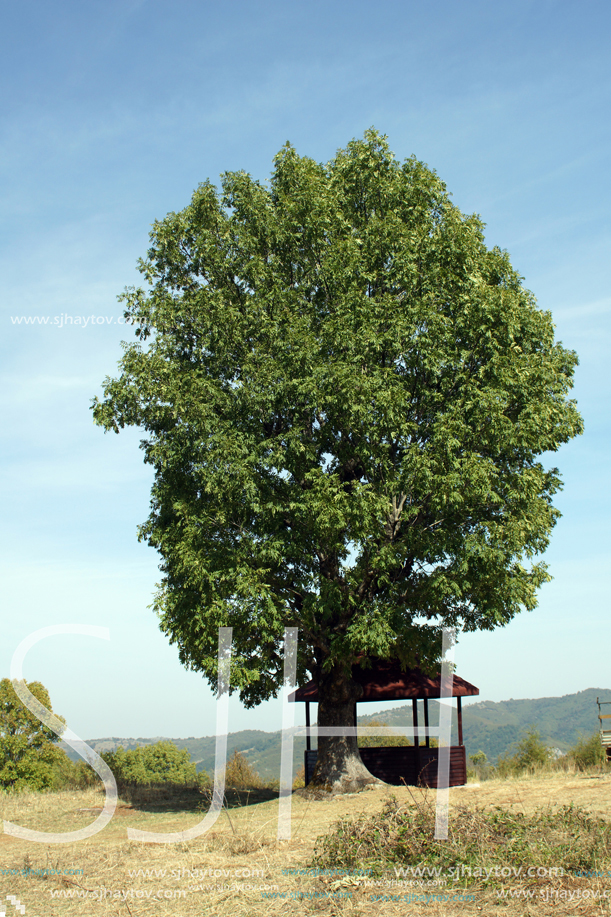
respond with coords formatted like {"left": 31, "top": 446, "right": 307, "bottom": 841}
{"left": 63, "top": 688, "right": 610, "bottom": 780}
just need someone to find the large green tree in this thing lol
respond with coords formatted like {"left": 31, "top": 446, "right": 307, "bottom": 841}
{"left": 92, "top": 130, "right": 582, "bottom": 793}
{"left": 0, "top": 679, "right": 66, "bottom": 791}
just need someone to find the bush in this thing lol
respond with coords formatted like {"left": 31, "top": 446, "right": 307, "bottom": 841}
{"left": 197, "top": 768, "right": 212, "bottom": 791}
{"left": 222, "top": 749, "right": 263, "bottom": 789}
{"left": 494, "top": 751, "right": 517, "bottom": 779}
{"left": 101, "top": 741, "right": 198, "bottom": 788}
{"left": 73, "top": 759, "right": 104, "bottom": 788}
{"left": 0, "top": 679, "right": 67, "bottom": 792}
{"left": 568, "top": 732, "right": 606, "bottom": 770}
{"left": 467, "top": 750, "right": 495, "bottom": 781}
{"left": 42, "top": 754, "right": 101, "bottom": 791}
{"left": 48, "top": 752, "right": 85, "bottom": 790}
{"left": 293, "top": 764, "right": 306, "bottom": 790}
{"left": 312, "top": 795, "right": 611, "bottom": 880}
{"left": 493, "top": 728, "right": 553, "bottom": 777}
{"left": 357, "top": 720, "right": 411, "bottom": 749}
{"left": 512, "top": 729, "right": 552, "bottom": 771}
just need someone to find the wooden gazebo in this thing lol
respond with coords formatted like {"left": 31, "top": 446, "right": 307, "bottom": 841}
{"left": 289, "top": 659, "right": 479, "bottom": 788}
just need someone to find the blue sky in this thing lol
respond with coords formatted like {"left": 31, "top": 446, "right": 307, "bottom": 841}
{"left": 1, "top": 0, "right": 609, "bottom": 742}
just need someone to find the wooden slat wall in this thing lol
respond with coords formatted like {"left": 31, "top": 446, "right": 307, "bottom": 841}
{"left": 304, "top": 745, "right": 467, "bottom": 788}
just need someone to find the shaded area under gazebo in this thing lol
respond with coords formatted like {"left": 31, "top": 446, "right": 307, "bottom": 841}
{"left": 289, "top": 659, "right": 479, "bottom": 788}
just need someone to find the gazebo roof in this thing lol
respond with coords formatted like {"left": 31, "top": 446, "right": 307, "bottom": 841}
{"left": 288, "top": 658, "right": 479, "bottom": 702}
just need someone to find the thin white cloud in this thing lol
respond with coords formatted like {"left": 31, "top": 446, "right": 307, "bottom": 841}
{"left": 552, "top": 297, "right": 611, "bottom": 321}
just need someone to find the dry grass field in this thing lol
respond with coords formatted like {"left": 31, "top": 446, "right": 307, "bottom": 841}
{"left": 1, "top": 771, "right": 611, "bottom": 917}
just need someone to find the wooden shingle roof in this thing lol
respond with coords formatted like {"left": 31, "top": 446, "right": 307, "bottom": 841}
{"left": 289, "top": 658, "right": 479, "bottom": 702}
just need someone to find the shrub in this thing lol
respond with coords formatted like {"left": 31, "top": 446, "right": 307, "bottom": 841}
{"left": 356, "top": 720, "right": 438, "bottom": 749}
{"left": 67, "top": 759, "right": 102, "bottom": 788}
{"left": 469, "top": 750, "right": 487, "bottom": 767}
{"left": 512, "top": 729, "right": 552, "bottom": 771}
{"left": 568, "top": 732, "right": 606, "bottom": 770}
{"left": 494, "top": 750, "right": 517, "bottom": 779}
{"left": 48, "top": 752, "right": 82, "bottom": 790}
{"left": 493, "top": 728, "right": 553, "bottom": 777}
{"left": 197, "top": 768, "right": 212, "bottom": 791}
{"left": 357, "top": 720, "right": 411, "bottom": 749}
{"left": 293, "top": 764, "right": 306, "bottom": 790}
{"left": 467, "top": 749, "right": 495, "bottom": 781}
{"left": 101, "top": 741, "right": 198, "bottom": 788}
{"left": 222, "top": 749, "right": 263, "bottom": 789}
{"left": 312, "top": 795, "right": 611, "bottom": 880}
{"left": 0, "top": 679, "right": 67, "bottom": 792}
{"left": 42, "top": 753, "right": 101, "bottom": 791}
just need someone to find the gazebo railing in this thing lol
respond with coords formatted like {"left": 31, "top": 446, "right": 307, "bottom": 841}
{"left": 597, "top": 698, "right": 611, "bottom": 750}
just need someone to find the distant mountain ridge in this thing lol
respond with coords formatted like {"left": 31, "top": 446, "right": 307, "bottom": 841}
{"left": 357, "top": 687, "right": 611, "bottom": 763}
{"left": 63, "top": 688, "right": 610, "bottom": 780}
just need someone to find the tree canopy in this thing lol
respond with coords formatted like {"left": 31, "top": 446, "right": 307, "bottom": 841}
{"left": 100, "top": 741, "right": 198, "bottom": 788}
{"left": 0, "top": 679, "right": 66, "bottom": 791}
{"left": 92, "top": 129, "right": 582, "bottom": 791}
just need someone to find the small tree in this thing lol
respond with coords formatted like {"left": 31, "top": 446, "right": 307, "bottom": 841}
{"left": 223, "top": 749, "right": 263, "bottom": 789}
{"left": 513, "top": 729, "right": 552, "bottom": 771}
{"left": 0, "top": 679, "right": 66, "bottom": 792}
{"left": 101, "top": 740, "right": 198, "bottom": 787}
{"left": 468, "top": 749, "right": 494, "bottom": 781}
{"left": 496, "top": 728, "right": 552, "bottom": 776}
{"left": 93, "top": 129, "right": 583, "bottom": 793}
{"left": 569, "top": 733, "right": 606, "bottom": 771}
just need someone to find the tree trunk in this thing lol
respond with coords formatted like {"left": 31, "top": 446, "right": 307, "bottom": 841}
{"left": 307, "top": 664, "right": 382, "bottom": 795}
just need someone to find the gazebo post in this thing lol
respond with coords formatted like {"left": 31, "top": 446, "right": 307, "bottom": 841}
{"left": 305, "top": 701, "right": 311, "bottom": 751}
{"left": 412, "top": 698, "right": 419, "bottom": 747}
{"left": 423, "top": 697, "right": 430, "bottom": 747}
{"left": 457, "top": 695, "right": 463, "bottom": 746}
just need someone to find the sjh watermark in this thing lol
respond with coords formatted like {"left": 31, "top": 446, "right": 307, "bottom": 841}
{"left": 5, "top": 624, "right": 456, "bottom": 845}
{"left": 10, "top": 315, "right": 128, "bottom": 328}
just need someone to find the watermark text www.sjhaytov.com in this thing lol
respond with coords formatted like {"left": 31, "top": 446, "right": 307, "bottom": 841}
{"left": 50, "top": 887, "right": 186, "bottom": 901}
{"left": 1, "top": 868, "right": 83, "bottom": 877}
{"left": 10, "top": 315, "right": 127, "bottom": 328}
{"left": 127, "top": 866, "right": 265, "bottom": 879}
{"left": 498, "top": 888, "right": 610, "bottom": 901}
{"left": 393, "top": 864, "right": 565, "bottom": 880}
